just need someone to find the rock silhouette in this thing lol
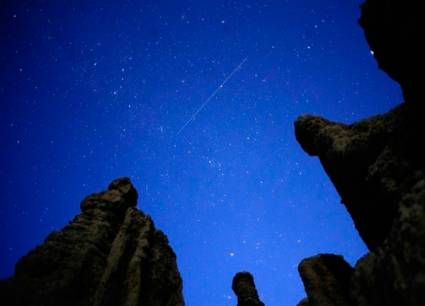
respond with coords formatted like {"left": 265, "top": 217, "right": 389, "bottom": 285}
{"left": 359, "top": 0, "right": 422, "bottom": 104}
{"left": 292, "top": 0, "right": 425, "bottom": 305}
{"left": 298, "top": 254, "right": 353, "bottom": 306}
{"left": 1, "top": 0, "right": 423, "bottom": 305}
{"left": 0, "top": 178, "right": 185, "bottom": 306}
{"left": 232, "top": 272, "right": 265, "bottom": 306}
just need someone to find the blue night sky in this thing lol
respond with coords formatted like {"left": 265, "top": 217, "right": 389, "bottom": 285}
{"left": 0, "top": 1, "right": 401, "bottom": 305}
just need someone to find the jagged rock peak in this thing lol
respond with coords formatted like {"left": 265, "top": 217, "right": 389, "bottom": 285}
{"left": 0, "top": 178, "right": 185, "bottom": 306}
{"left": 80, "top": 177, "right": 138, "bottom": 213}
{"left": 232, "top": 272, "right": 265, "bottom": 306}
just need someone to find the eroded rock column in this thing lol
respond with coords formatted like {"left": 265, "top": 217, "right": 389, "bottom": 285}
{"left": 232, "top": 272, "right": 265, "bottom": 306}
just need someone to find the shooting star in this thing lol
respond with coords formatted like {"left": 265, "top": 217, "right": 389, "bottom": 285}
{"left": 176, "top": 57, "right": 248, "bottom": 136}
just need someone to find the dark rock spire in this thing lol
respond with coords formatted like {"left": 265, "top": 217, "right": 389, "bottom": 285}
{"left": 232, "top": 272, "right": 265, "bottom": 306}
{"left": 298, "top": 254, "right": 353, "bottom": 306}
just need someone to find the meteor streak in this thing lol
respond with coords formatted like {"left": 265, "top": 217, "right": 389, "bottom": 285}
{"left": 176, "top": 57, "right": 248, "bottom": 136}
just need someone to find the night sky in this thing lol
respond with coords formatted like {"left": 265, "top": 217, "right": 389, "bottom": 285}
{"left": 0, "top": 1, "right": 401, "bottom": 305}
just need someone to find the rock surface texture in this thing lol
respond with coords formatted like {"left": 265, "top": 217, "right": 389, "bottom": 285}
{"left": 232, "top": 272, "right": 265, "bottom": 306}
{"left": 0, "top": 178, "right": 185, "bottom": 306}
{"left": 293, "top": 0, "right": 425, "bottom": 305}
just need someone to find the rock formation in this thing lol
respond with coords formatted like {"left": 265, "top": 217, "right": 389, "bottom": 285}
{"left": 0, "top": 178, "right": 185, "bottom": 306}
{"left": 292, "top": 0, "right": 425, "bottom": 305}
{"left": 358, "top": 0, "right": 422, "bottom": 104}
{"left": 232, "top": 272, "right": 265, "bottom": 306}
{"left": 298, "top": 254, "right": 353, "bottom": 306}
{"left": 1, "top": 1, "right": 423, "bottom": 305}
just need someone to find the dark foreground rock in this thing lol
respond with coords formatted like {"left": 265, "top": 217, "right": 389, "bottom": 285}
{"left": 1, "top": 0, "right": 423, "bottom": 305}
{"left": 298, "top": 254, "right": 353, "bottom": 306}
{"left": 295, "top": 100, "right": 425, "bottom": 306}
{"left": 359, "top": 0, "right": 423, "bottom": 104}
{"left": 232, "top": 272, "right": 265, "bottom": 306}
{"left": 295, "top": 103, "right": 424, "bottom": 251}
{"left": 0, "top": 178, "right": 185, "bottom": 306}
{"left": 292, "top": 0, "right": 425, "bottom": 305}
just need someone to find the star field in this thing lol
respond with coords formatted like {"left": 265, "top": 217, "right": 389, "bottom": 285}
{"left": 0, "top": 1, "right": 401, "bottom": 305}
